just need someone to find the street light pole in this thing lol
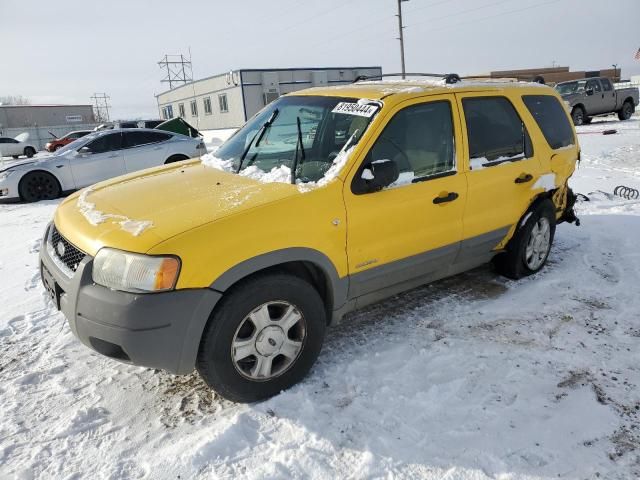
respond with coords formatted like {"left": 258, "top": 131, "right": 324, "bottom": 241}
{"left": 397, "top": 0, "right": 408, "bottom": 79}
{"left": 612, "top": 64, "right": 618, "bottom": 82}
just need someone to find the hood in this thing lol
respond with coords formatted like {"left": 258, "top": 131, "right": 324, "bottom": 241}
{"left": 0, "top": 158, "right": 37, "bottom": 172}
{"left": 54, "top": 160, "right": 300, "bottom": 256}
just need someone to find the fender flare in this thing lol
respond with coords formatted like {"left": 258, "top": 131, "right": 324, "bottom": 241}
{"left": 209, "top": 247, "right": 349, "bottom": 309}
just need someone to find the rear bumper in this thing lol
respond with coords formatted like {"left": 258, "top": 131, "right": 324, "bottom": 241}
{"left": 39, "top": 224, "right": 221, "bottom": 374}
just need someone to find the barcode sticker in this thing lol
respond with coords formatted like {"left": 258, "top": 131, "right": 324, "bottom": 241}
{"left": 332, "top": 102, "right": 378, "bottom": 118}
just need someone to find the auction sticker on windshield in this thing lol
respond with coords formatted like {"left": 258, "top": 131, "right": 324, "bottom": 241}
{"left": 332, "top": 102, "right": 378, "bottom": 118}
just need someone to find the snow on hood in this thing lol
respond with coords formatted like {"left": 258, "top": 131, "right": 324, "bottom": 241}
{"left": 14, "top": 132, "right": 29, "bottom": 143}
{"left": 77, "top": 187, "right": 153, "bottom": 236}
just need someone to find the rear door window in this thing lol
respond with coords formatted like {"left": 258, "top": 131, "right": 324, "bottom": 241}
{"left": 601, "top": 79, "right": 613, "bottom": 91}
{"left": 522, "top": 95, "right": 575, "bottom": 149}
{"left": 462, "top": 96, "right": 533, "bottom": 169}
{"left": 123, "top": 131, "right": 171, "bottom": 148}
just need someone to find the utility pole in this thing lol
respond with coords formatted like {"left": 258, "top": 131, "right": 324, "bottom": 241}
{"left": 396, "top": 0, "right": 409, "bottom": 79}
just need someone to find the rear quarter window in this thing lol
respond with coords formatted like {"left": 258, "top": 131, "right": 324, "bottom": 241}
{"left": 522, "top": 95, "right": 575, "bottom": 149}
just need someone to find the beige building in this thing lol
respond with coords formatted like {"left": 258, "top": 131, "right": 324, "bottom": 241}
{"left": 155, "top": 66, "right": 382, "bottom": 131}
{"left": 487, "top": 66, "right": 621, "bottom": 85}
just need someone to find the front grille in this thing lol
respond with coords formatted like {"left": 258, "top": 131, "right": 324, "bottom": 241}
{"left": 50, "top": 225, "right": 86, "bottom": 273}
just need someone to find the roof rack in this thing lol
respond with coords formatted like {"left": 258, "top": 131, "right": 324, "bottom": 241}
{"left": 353, "top": 72, "right": 546, "bottom": 85}
{"left": 353, "top": 72, "right": 462, "bottom": 84}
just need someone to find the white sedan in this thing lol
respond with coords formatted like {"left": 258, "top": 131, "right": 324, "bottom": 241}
{"left": 0, "top": 133, "right": 38, "bottom": 159}
{"left": 0, "top": 128, "right": 206, "bottom": 202}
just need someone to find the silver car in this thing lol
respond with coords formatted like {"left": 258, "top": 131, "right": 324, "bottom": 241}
{"left": 0, "top": 129, "right": 206, "bottom": 202}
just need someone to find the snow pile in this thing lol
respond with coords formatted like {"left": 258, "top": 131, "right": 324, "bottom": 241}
{"left": 77, "top": 187, "right": 153, "bottom": 236}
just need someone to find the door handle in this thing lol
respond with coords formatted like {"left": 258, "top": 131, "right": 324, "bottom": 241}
{"left": 433, "top": 192, "right": 459, "bottom": 204}
{"left": 107, "top": 154, "right": 119, "bottom": 158}
{"left": 514, "top": 173, "right": 533, "bottom": 184}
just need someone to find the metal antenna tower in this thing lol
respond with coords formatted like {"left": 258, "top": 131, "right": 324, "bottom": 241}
{"left": 158, "top": 54, "right": 193, "bottom": 90}
{"left": 91, "top": 92, "right": 111, "bottom": 123}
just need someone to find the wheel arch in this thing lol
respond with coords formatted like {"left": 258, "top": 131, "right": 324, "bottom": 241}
{"left": 571, "top": 103, "right": 585, "bottom": 114}
{"left": 164, "top": 153, "right": 190, "bottom": 164}
{"left": 17, "top": 169, "right": 63, "bottom": 198}
{"left": 209, "top": 248, "right": 348, "bottom": 324}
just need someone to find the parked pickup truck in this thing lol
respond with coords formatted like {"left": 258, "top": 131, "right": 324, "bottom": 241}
{"left": 555, "top": 77, "right": 639, "bottom": 125}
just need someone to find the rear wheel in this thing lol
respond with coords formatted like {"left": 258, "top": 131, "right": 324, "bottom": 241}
{"left": 18, "top": 171, "right": 61, "bottom": 202}
{"left": 618, "top": 101, "right": 634, "bottom": 121}
{"left": 24, "top": 147, "right": 36, "bottom": 158}
{"left": 571, "top": 106, "right": 586, "bottom": 126}
{"left": 197, "top": 273, "right": 326, "bottom": 403}
{"left": 494, "top": 200, "right": 556, "bottom": 279}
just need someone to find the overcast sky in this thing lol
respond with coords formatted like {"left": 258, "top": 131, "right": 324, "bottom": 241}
{"left": 2, "top": 0, "right": 639, "bottom": 119}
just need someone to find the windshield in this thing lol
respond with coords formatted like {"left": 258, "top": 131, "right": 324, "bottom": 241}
{"left": 212, "top": 95, "right": 378, "bottom": 183}
{"left": 555, "top": 81, "right": 586, "bottom": 95}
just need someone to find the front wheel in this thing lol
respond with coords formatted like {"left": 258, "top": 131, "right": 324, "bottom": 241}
{"left": 618, "top": 101, "right": 634, "bottom": 121}
{"left": 197, "top": 273, "right": 326, "bottom": 403}
{"left": 571, "top": 106, "right": 586, "bottom": 126}
{"left": 494, "top": 200, "right": 556, "bottom": 279}
{"left": 18, "top": 171, "right": 61, "bottom": 202}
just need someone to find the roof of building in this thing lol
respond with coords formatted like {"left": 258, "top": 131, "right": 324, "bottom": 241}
{"left": 155, "top": 66, "right": 383, "bottom": 97}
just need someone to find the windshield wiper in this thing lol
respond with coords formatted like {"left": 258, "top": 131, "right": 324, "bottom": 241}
{"left": 236, "top": 108, "right": 279, "bottom": 173}
{"left": 290, "top": 116, "right": 306, "bottom": 184}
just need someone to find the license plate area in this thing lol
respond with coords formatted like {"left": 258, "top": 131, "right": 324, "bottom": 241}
{"left": 41, "top": 264, "right": 63, "bottom": 310}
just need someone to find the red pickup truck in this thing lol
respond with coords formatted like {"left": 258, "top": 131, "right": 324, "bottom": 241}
{"left": 45, "top": 130, "right": 92, "bottom": 152}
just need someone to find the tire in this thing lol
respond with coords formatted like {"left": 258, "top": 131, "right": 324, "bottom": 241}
{"left": 571, "top": 106, "right": 586, "bottom": 126}
{"left": 197, "top": 273, "right": 327, "bottom": 403}
{"left": 18, "top": 171, "right": 61, "bottom": 202}
{"left": 618, "top": 101, "right": 634, "bottom": 121}
{"left": 12, "top": 155, "right": 19, "bottom": 159}
{"left": 24, "top": 147, "right": 36, "bottom": 158}
{"left": 583, "top": 117, "right": 593, "bottom": 125}
{"left": 494, "top": 200, "right": 556, "bottom": 280}
{"left": 164, "top": 154, "right": 189, "bottom": 164}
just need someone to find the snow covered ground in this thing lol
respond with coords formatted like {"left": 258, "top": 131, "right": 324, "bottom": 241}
{"left": 1, "top": 115, "right": 639, "bottom": 479}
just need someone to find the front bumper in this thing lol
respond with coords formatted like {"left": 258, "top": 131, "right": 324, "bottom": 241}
{"left": 39, "top": 224, "right": 221, "bottom": 374}
{"left": 0, "top": 175, "right": 20, "bottom": 202}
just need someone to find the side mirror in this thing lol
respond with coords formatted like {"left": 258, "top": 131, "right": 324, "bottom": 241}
{"left": 355, "top": 159, "right": 400, "bottom": 193}
{"left": 585, "top": 88, "right": 594, "bottom": 96}
{"left": 78, "top": 146, "right": 92, "bottom": 155}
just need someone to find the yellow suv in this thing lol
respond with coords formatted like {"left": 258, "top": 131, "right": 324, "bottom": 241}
{"left": 40, "top": 75, "right": 580, "bottom": 402}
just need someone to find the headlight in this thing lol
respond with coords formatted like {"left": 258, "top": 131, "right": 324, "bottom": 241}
{"left": 0, "top": 170, "right": 14, "bottom": 182}
{"left": 92, "top": 248, "right": 180, "bottom": 293}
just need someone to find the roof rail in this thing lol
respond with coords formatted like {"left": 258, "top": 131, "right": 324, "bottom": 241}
{"left": 353, "top": 72, "right": 461, "bottom": 84}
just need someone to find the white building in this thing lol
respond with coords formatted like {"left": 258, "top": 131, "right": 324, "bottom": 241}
{"left": 155, "top": 66, "right": 382, "bottom": 131}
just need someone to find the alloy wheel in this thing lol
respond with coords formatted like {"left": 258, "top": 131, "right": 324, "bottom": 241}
{"left": 525, "top": 217, "right": 551, "bottom": 270}
{"left": 231, "top": 301, "right": 306, "bottom": 381}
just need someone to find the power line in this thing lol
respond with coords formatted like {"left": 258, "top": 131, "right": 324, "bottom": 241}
{"left": 417, "top": 0, "right": 563, "bottom": 35}
{"left": 405, "top": 0, "right": 513, "bottom": 28}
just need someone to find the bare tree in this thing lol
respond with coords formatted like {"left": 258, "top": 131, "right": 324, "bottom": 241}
{"left": 0, "top": 95, "right": 31, "bottom": 105}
